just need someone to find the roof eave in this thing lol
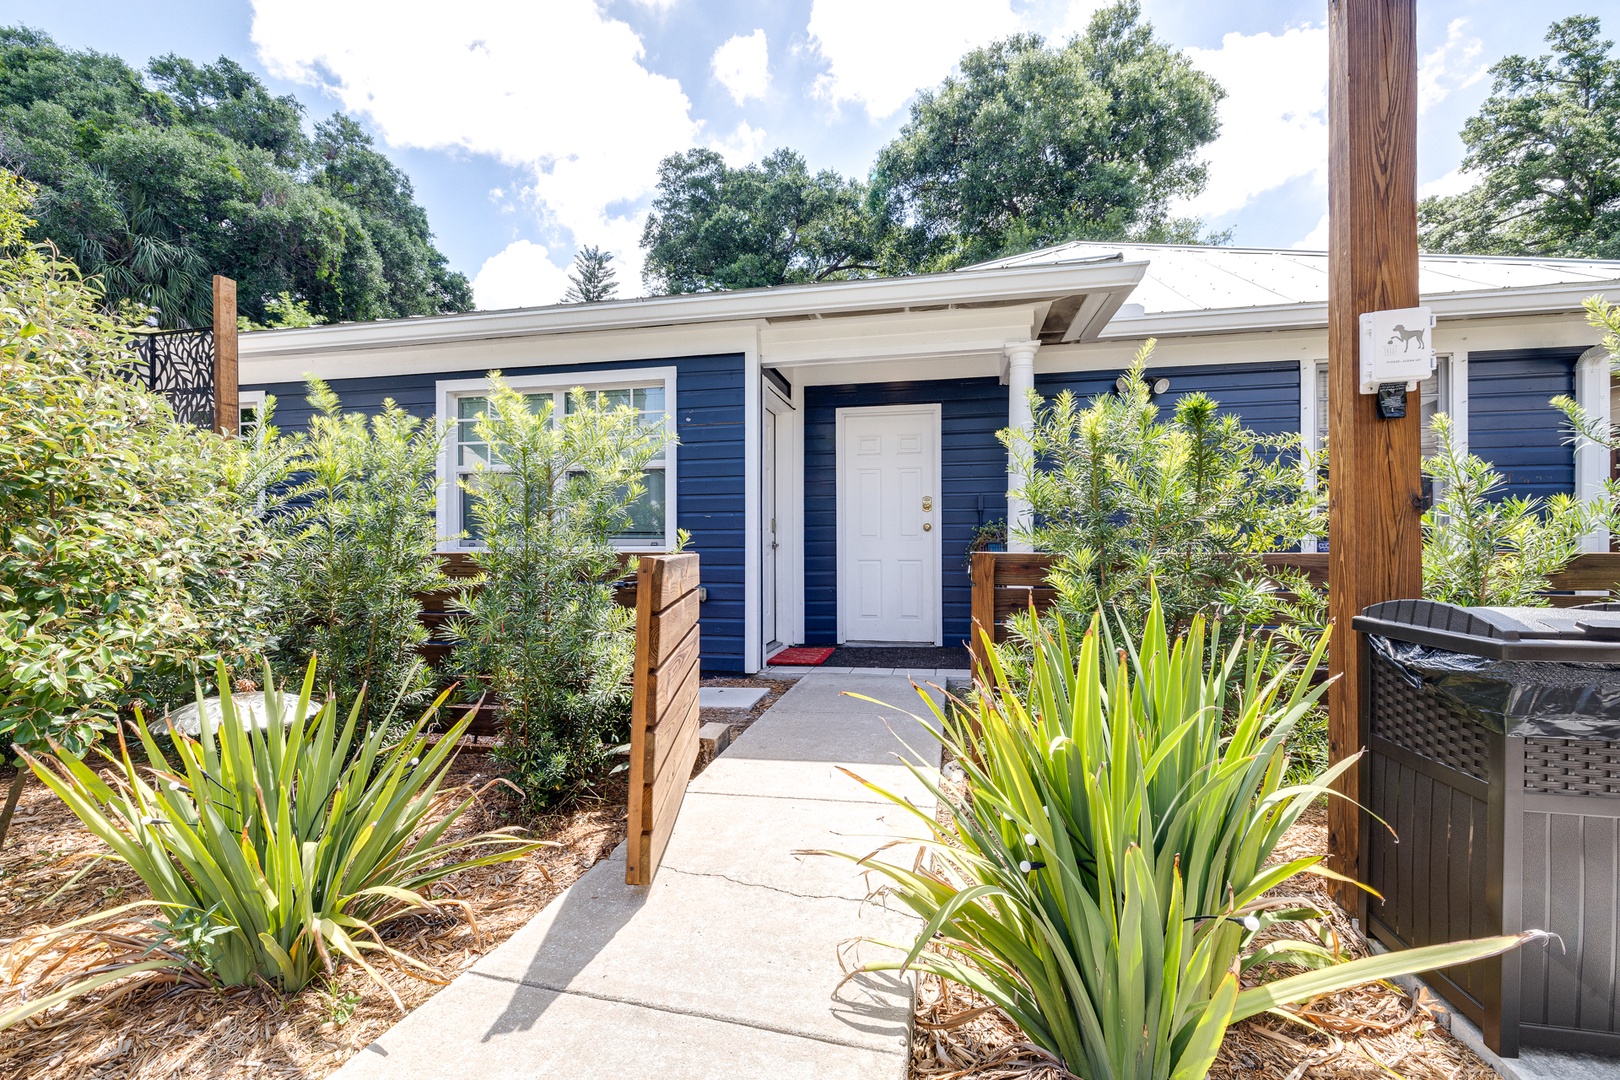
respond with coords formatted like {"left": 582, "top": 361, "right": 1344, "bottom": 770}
{"left": 239, "top": 260, "right": 1150, "bottom": 360}
{"left": 1095, "top": 280, "right": 1620, "bottom": 340}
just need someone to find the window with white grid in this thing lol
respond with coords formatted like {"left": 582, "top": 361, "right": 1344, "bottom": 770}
{"left": 438, "top": 371, "right": 675, "bottom": 551}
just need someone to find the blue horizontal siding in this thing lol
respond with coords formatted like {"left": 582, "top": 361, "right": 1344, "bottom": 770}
{"left": 243, "top": 353, "right": 748, "bottom": 673}
{"left": 803, "top": 362, "right": 1300, "bottom": 648}
{"left": 804, "top": 378, "right": 1010, "bottom": 649}
{"left": 1466, "top": 348, "right": 1579, "bottom": 502}
{"left": 1036, "top": 360, "right": 1302, "bottom": 439}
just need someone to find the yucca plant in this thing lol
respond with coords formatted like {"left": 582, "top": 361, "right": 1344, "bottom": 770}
{"left": 829, "top": 595, "right": 1537, "bottom": 1080}
{"left": 4, "top": 660, "right": 545, "bottom": 1029}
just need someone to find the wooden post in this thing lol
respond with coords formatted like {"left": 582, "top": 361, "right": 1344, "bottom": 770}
{"left": 212, "top": 275, "right": 239, "bottom": 436}
{"left": 1326, "top": 0, "right": 1425, "bottom": 908}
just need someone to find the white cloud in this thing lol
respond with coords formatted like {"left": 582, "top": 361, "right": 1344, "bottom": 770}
{"left": 1420, "top": 167, "right": 1477, "bottom": 200}
{"left": 807, "top": 0, "right": 1020, "bottom": 120}
{"left": 250, "top": 0, "right": 698, "bottom": 303}
{"left": 712, "top": 29, "right": 769, "bottom": 105}
{"left": 1180, "top": 25, "right": 1330, "bottom": 220}
{"left": 472, "top": 240, "right": 575, "bottom": 310}
{"left": 1419, "top": 19, "right": 1487, "bottom": 113}
{"left": 1293, "top": 214, "right": 1329, "bottom": 251}
{"left": 710, "top": 121, "right": 768, "bottom": 166}
{"left": 1050, "top": 0, "right": 1110, "bottom": 40}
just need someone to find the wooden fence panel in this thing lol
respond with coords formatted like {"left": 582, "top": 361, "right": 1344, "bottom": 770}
{"left": 969, "top": 550, "right": 1620, "bottom": 681}
{"left": 627, "top": 553, "right": 702, "bottom": 886}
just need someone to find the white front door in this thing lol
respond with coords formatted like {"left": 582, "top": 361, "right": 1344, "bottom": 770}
{"left": 762, "top": 408, "right": 779, "bottom": 649}
{"left": 838, "top": 405, "right": 940, "bottom": 644}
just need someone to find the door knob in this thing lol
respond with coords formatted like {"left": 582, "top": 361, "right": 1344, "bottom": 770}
{"left": 922, "top": 496, "right": 933, "bottom": 511}
{"left": 923, "top": 522, "right": 932, "bottom": 531}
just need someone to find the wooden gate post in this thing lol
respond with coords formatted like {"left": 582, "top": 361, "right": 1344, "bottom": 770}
{"left": 212, "top": 275, "right": 239, "bottom": 436}
{"left": 1325, "top": 0, "right": 1425, "bottom": 909}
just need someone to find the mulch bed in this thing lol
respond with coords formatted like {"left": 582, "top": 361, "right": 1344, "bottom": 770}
{"left": 0, "top": 751, "right": 627, "bottom": 1079}
{"left": 910, "top": 798, "right": 1496, "bottom": 1080}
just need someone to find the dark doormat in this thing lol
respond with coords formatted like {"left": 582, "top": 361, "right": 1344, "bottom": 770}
{"left": 826, "top": 645, "right": 972, "bottom": 669}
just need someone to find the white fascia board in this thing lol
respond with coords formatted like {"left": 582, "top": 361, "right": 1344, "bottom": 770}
{"left": 1037, "top": 327, "right": 1330, "bottom": 372}
{"left": 1097, "top": 280, "right": 1620, "bottom": 340}
{"left": 760, "top": 305, "right": 1041, "bottom": 368}
{"left": 240, "top": 321, "right": 760, "bottom": 386}
{"left": 793, "top": 354, "right": 1010, "bottom": 387}
{"left": 238, "top": 259, "right": 1150, "bottom": 365}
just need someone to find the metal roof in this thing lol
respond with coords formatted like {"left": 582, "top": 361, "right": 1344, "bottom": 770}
{"left": 970, "top": 241, "right": 1620, "bottom": 316}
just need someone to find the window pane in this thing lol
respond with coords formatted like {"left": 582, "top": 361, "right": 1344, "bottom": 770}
{"left": 619, "top": 468, "right": 666, "bottom": 541}
{"left": 459, "top": 486, "right": 483, "bottom": 547}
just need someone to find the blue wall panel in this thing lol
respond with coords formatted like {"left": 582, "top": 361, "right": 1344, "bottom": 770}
{"left": 802, "top": 362, "right": 1300, "bottom": 648}
{"left": 803, "top": 378, "right": 1010, "bottom": 649}
{"left": 243, "top": 353, "right": 748, "bottom": 673}
{"left": 1466, "top": 348, "right": 1580, "bottom": 502}
{"left": 1036, "top": 360, "right": 1302, "bottom": 439}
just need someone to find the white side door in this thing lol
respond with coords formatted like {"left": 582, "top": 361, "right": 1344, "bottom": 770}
{"left": 838, "top": 405, "right": 940, "bottom": 644}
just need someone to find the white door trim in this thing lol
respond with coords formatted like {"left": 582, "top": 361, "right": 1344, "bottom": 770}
{"left": 834, "top": 403, "right": 944, "bottom": 646}
{"left": 762, "top": 381, "right": 798, "bottom": 654}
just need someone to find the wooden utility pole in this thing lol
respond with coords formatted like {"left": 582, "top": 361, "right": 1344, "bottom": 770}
{"left": 212, "top": 275, "right": 239, "bottom": 435}
{"left": 1326, "top": 0, "right": 1425, "bottom": 909}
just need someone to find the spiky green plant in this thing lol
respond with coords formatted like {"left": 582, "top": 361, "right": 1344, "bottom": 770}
{"left": 5, "top": 660, "right": 544, "bottom": 1028}
{"left": 827, "top": 596, "right": 1535, "bottom": 1080}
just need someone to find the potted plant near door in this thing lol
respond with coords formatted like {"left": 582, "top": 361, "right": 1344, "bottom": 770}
{"left": 965, "top": 519, "right": 1007, "bottom": 567}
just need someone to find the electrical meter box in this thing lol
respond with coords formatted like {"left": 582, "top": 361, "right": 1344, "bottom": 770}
{"left": 1359, "top": 306, "right": 1436, "bottom": 393}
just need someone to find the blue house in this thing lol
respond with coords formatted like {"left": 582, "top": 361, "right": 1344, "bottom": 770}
{"left": 239, "top": 242, "right": 1620, "bottom": 674}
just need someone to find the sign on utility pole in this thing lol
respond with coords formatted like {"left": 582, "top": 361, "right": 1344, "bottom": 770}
{"left": 1326, "top": 0, "right": 1425, "bottom": 912}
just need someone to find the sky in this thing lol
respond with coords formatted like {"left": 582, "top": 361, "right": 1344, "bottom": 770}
{"left": 5, "top": 0, "right": 1615, "bottom": 309}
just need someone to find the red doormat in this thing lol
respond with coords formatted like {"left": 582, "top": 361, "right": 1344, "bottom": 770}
{"left": 768, "top": 646, "right": 836, "bottom": 666}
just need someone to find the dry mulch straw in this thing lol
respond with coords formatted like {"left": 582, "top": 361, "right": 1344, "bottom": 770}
{"left": 909, "top": 803, "right": 1497, "bottom": 1080}
{"left": 0, "top": 751, "right": 626, "bottom": 1080}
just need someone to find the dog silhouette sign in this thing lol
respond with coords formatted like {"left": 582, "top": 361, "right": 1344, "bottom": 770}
{"left": 1358, "top": 305, "right": 1436, "bottom": 393}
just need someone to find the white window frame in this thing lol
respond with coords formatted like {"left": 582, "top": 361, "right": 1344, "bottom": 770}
{"left": 238, "top": 389, "right": 267, "bottom": 436}
{"left": 434, "top": 367, "right": 678, "bottom": 554}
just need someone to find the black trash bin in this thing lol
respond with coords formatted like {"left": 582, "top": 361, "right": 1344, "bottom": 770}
{"left": 1354, "top": 599, "right": 1620, "bottom": 1057}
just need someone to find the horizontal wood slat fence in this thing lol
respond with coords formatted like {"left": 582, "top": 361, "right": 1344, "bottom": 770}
{"left": 969, "top": 550, "right": 1620, "bottom": 681}
{"left": 417, "top": 552, "right": 637, "bottom": 738}
{"left": 626, "top": 553, "right": 702, "bottom": 886}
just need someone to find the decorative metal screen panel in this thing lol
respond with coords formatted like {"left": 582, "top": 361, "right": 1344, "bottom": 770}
{"left": 129, "top": 328, "right": 215, "bottom": 429}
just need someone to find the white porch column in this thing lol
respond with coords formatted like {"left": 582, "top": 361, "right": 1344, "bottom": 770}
{"left": 1576, "top": 345, "right": 1612, "bottom": 551}
{"left": 1004, "top": 340, "right": 1040, "bottom": 553}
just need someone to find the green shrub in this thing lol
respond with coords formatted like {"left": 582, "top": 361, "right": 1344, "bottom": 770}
{"left": 449, "top": 375, "right": 674, "bottom": 808}
{"left": 1422, "top": 413, "right": 1607, "bottom": 606}
{"left": 0, "top": 171, "right": 275, "bottom": 754}
{"left": 1003, "top": 341, "right": 1323, "bottom": 639}
{"left": 4, "top": 659, "right": 542, "bottom": 1026}
{"left": 829, "top": 597, "right": 1534, "bottom": 1080}
{"left": 260, "top": 380, "right": 448, "bottom": 731}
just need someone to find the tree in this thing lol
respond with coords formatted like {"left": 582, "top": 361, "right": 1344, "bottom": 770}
{"left": 872, "top": 2, "right": 1224, "bottom": 270}
{"left": 0, "top": 28, "right": 472, "bottom": 326}
{"left": 564, "top": 244, "right": 619, "bottom": 303}
{"left": 1420, "top": 17, "right": 1620, "bottom": 258}
{"left": 640, "top": 147, "right": 883, "bottom": 293}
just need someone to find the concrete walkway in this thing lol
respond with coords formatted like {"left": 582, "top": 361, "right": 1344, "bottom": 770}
{"left": 335, "top": 674, "right": 942, "bottom": 1080}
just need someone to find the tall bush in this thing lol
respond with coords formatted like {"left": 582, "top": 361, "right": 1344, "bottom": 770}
{"left": 829, "top": 599, "right": 1535, "bottom": 1079}
{"left": 449, "top": 375, "right": 673, "bottom": 808}
{"left": 260, "top": 380, "right": 448, "bottom": 731}
{"left": 1422, "top": 412, "right": 1608, "bottom": 606}
{"left": 1002, "top": 341, "right": 1323, "bottom": 636}
{"left": 0, "top": 171, "right": 273, "bottom": 754}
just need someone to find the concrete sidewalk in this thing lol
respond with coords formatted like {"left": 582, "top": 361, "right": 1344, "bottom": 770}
{"left": 334, "top": 674, "right": 942, "bottom": 1080}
